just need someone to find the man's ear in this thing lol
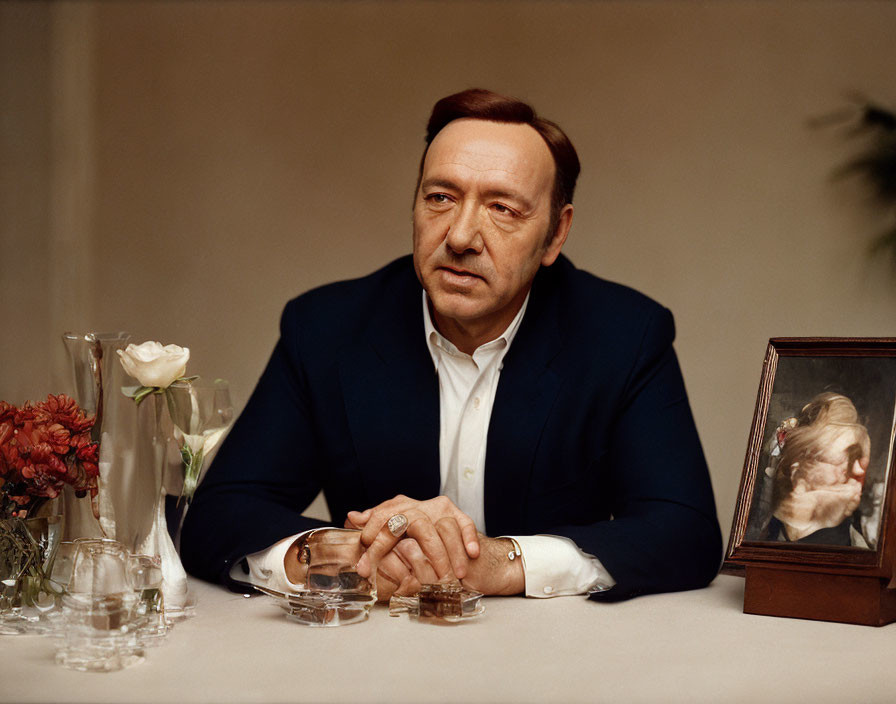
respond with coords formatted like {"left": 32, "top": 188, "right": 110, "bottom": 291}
{"left": 541, "top": 204, "right": 573, "bottom": 267}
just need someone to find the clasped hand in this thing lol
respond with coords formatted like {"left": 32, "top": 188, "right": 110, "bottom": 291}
{"left": 774, "top": 477, "right": 864, "bottom": 541}
{"left": 344, "top": 495, "right": 524, "bottom": 601}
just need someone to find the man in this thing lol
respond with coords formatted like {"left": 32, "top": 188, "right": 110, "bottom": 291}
{"left": 181, "top": 88, "right": 722, "bottom": 602}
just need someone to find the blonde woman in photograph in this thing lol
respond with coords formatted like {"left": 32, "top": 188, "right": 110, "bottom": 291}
{"left": 766, "top": 392, "right": 878, "bottom": 547}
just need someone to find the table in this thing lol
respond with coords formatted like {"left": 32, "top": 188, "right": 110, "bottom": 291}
{"left": 2, "top": 575, "right": 894, "bottom": 703}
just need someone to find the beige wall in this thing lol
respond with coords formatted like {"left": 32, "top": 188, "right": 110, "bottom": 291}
{"left": 2, "top": 3, "right": 51, "bottom": 401}
{"left": 4, "top": 0, "right": 896, "bottom": 540}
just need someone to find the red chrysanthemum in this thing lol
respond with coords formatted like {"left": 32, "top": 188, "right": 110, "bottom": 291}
{"left": 75, "top": 442, "right": 99, "bottom": 467}
{"left": 0, "top": 420, "right": 15, "bottom": 470}
{"left": 19, "top": 445, "right": 68, "bottom": 499}
{"left": 41, "top": 422, "right": 72, "bottom": 455}
{"left": 38, "top": 394, "right": 95, "bottom": 434}
{"left": 0, "top": 440, "right": 25, "bottom": 474}
{"left": 11, "top": 420, "right": 37, "bottom": 451}
{"left": 0, "top": 419, "right": 14, "bottom": 447}
{"left": 1, "top": 395, "right": 101, "bottom": 518}
{"left": 0, "top": 401, "right": 16, "bottom": 424}
{"left": 14, "top": 403, "right": 38, "bottom": 424}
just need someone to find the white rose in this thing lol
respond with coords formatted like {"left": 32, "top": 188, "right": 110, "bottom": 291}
{"left": 117, "top": 341, "right": 190, "bottom": 388}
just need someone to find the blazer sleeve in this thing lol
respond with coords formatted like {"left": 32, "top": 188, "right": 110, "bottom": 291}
{"left": 547, "top": 306, "right": 722, "bottom": 601}
{"left": 180, "top": 301, "right": 330, "bottom": 588}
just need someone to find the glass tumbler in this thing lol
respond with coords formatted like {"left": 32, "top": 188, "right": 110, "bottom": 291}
{"left": 128, "top": 554, "right": 168, "bottom": 645}
{"left": 56, "top": 538, "right": 144, "bottom": 672}
{"left": 67, "top": 538, "right": 133, "bottom": 594}
{"left": 268, "top": 528, "right": 376, "bottom": 627}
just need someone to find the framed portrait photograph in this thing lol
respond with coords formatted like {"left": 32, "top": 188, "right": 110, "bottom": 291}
{"left": 725, "top": 338, "right": 896, "bottom": 625}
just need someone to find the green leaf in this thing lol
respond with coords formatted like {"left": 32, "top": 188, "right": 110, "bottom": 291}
{"left": 133, "top": 386, "right": 157, "bottom": 406}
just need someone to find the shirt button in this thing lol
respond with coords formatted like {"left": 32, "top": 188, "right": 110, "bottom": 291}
{"left": 473, "top": 396, "right": 481, "bottom": 410}
{"left": 463, "top": 467, "right": 475, "bottom": 480}
{"left": 543, "top": 586, "right": 554, "bottom": 595}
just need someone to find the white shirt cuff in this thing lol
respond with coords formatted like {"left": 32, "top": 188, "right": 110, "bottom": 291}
{"left": 506, "top": 534, "right": 615, "bottom": 598}
{"left": 229, "top": 531, "right": 311, "bottom": 593}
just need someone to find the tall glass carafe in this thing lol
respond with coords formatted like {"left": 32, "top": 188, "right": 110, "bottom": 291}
{"left": 61, "top": 332, "right": 135, "bottom": 543}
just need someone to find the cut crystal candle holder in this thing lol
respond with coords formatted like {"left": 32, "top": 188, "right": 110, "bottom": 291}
{"left": 388, "top": 581, "right": 485, "bottom": 622}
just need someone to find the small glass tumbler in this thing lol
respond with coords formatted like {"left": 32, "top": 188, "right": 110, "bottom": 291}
{"left": 260, "top": 528, "right": 376, "bottom": 627}
{"left": 128, "top": 554, "right": 168, "bottom": 646}
{"left": 67, "top": 538, "right": 133, "bottom": 595}
{"left": 56, "top": 538, "right": 144, "bottom": 672}
{"left": 33, "top": 540, "right": 80, "bottom": 637}
{"left": 50, "top": 541, "right": 78, "bottom": 589}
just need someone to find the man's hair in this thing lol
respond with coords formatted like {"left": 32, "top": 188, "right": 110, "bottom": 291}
{"left": 416, "top": 88, "right": 581, "bottom": 233}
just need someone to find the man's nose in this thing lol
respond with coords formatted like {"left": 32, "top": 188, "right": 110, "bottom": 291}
{"left": 445, "top": 203, "right": 484, "bottom": 254}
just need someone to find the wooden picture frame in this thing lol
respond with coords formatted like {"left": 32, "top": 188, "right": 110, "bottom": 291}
{"left": 724, "top": 338, "right": 896, "bottom": 626}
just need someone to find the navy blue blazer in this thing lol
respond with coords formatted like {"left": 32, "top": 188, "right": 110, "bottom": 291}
{"left": 181, "top": 255, "right": 722, "bottom": 601}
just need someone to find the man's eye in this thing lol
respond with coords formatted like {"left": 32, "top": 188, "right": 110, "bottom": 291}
{"left": 491, "top": 203, "right": 517, "bottom": 216}
{"left": 425, "top": 193, "right": 452, "bottom": 205}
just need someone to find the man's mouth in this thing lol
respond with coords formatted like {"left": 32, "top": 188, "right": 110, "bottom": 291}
{"left": 440, "top": 266, "right": 483, "bottom": 281}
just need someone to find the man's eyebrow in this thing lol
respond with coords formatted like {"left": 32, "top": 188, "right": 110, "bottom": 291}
{"left": 420, "top": 177, "right": 461, "bottom": 192}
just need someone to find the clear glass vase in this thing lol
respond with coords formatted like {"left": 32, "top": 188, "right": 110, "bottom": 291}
{"left": 139, "top": 393, "right": 194, "bottom": 622}
{"left": 161, "top": 379, "right": 234, "bottom": 621}
{"left": 165, "top": 379, "right": 235, "bottom": 512}
{"left": 0, "top": 515, "right": 63, "bottom": 635}
{"left": 61, "top": 332, "right": 133, "bottom": 543}
{"left": 61, "top": 332, "right": 193, "bottom": 622}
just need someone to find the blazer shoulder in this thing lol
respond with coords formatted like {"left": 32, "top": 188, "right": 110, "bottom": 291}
{"left": 550, "top": 257, "right": 673, "bottom": 342}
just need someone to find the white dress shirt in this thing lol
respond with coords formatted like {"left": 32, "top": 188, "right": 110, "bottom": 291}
{"left": 238, "top": 291, "right": 615, "bottom": 598}
{"left": 422, "top": 291, "right": 613, "bottom": 598}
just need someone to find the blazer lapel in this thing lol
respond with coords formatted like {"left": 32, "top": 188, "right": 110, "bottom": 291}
{"left": 338, "top": 265, "right": 441, "bottom": 503}
{"left": 484, "top": 264, "right": 565, "bottom": 535}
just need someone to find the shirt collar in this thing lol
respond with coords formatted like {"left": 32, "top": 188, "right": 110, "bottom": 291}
{"left": 422, "top": 290, "right": 530, "bottom": 371}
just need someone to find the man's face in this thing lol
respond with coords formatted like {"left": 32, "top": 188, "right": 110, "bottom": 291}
{"left": 412, "top": 118, "right": 571, "bottom": 350}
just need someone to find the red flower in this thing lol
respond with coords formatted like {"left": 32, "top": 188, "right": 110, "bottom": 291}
{"left": 0, "top": 401, "right": 15, "bottom": 424}
{"left": 42, "top": 422, "right": 71, "bottom": 454}
{"left": 18, "top": 444, "right": 68, "bottom": 500}
{"left": 75, "top": 443, "right": 100, "bottom": 481}
{"left": 38, "top": 394, "right": 95, "bottom": 434}
{"left": 12, "top": 420, "right": 39, "bottom": 452}
{"left": 0, "top": 419, "right": 14, "bottom": 448}
{"left": 0, "top": 439, "right": 25, "bottom": 474}
{"left": 0, "top": 395, "right": 101, "bottom": 518}
{"left": 15, "top": 403, "right": 38, "bottom": 424}
{"left": 75, "top": 442, "right": 99, "bottom": 466}
{"left": 0, "top": 420, "right": 15, "bottom": 469}
{"left": 29, "top": 443, "right": 68, "bottom": 474}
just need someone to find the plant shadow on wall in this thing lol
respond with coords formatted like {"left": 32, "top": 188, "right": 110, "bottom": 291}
{"left": 812, "top": 97, "right": 896, "bottom": 268}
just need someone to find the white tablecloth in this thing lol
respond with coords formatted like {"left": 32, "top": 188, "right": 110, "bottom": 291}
{"left": 2, "top": 575, "right": 894, "bottom": 703}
